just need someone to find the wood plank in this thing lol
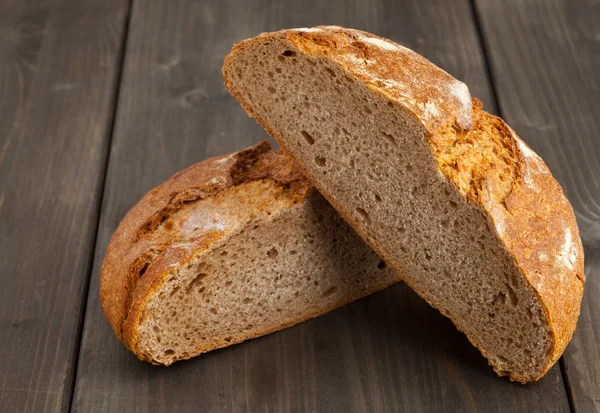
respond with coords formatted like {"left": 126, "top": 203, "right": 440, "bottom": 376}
{"left": 0, "top": 0, "right": 128, "bottom": 412}
{"left": 474, "top": 0, "right": 600, "bottom": 411}
{"left": 72, "top": 0, "right": 571, "bottom": 411}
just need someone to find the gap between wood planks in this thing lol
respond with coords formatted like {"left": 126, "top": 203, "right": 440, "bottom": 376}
{"left": 65, "top": 1, "right": 135, "bottom": 412}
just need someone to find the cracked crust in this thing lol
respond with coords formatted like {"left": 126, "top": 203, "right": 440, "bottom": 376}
{"left": 100, "top": 141, "right": 311, "bottom": 344}
{"left": 434, "top": 106, "right": 584, "bottom": 381}
{"left": 223, "top": 26, "right": 584, "bottom": 382}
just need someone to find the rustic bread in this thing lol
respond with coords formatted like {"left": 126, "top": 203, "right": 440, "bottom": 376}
{"left": 223, "top": 26, "right": 585, "bottom": 382}
{"left": 100, "top": 141, "right": 400, "bottom": 365}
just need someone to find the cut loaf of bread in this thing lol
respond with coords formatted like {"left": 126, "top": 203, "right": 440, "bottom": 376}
{"left": 223, "top": 26, "right": 585, "bottom": 382}
{"left": 100, "top": 141, "right": 400, "bottom": 365}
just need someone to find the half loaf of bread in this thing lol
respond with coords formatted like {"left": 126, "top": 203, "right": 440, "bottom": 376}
{"left": 223, "top": 26, "right": 585, "bottom": 382}
{"left": 100, "top": 141, "right": 399, "bottom": 364}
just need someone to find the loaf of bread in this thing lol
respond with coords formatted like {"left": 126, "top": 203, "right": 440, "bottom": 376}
{"left": 100, "top": 141, "right": 400, "bottom": 364}
{"left": 223, "top": 26, "right": 585, "bottom": 382}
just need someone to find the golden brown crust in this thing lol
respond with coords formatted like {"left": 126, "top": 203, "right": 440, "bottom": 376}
{"left": 223, "top": 26, "right": 584, "bottom": 382}
{"left": 435, "top": 105, "right": 584, "bottom": 382}
{"left": 100, "top": 141, "right": 311, "bottom": 347}
{"left": 228, "top": 26, "right": 474, "bottom": 132}
{"left": 488, "top": 126, "right": 584, "bottom": 381}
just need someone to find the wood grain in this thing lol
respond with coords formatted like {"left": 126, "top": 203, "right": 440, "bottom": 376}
{"left": 474, "top": 0, "right": 600, "bottom": 411}
{"left": 68, "top": 0, "right": 576, "bottom": 412}
{"left": 0, "top": 0, "right": 128, "bottom": 412}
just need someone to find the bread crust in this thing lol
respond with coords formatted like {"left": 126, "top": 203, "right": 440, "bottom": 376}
{"left": 223, "top": 26, "right": 584, "bottom": 382}
{"left": 100, "top": 141, "right": 311, "bottom": 349}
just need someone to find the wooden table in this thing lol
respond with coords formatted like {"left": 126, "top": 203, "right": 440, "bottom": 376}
{"left": 1, "top": 0, "right": 598, "bottom": 412}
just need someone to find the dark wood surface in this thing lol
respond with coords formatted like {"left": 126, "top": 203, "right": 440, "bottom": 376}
{"left": 476, "top": 1, "right": 600, "bottom": 411}
{"left": 0, "top": 0, "right": 128, "bottom": 412}
{"left": 0, "top": 0, "right": 597, "bottom": 411}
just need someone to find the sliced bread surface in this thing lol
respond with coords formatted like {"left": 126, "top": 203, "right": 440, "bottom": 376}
{"left": 100, "top": 141, "right": 400, "bottom": 365}
{"left": 223, "top": 26, "right": 585, "bottom": 382}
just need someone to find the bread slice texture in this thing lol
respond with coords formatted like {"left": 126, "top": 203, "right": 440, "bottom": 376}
{"left": 223, "top": 26, "right": 585, "bottom": 382}
{"left": 100, "top": 141, "right": 400, "bottom": 365}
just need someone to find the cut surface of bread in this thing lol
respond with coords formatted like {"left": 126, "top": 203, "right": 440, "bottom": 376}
{"left": 223, "top": 26, "right": 585, "bottom": 382}
{"left": 100, "top": 141, "right": 399, "bottom": 365}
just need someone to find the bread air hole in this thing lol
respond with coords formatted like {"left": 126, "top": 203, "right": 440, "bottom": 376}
{"left": 138, "top": 262, "right": 149, "bottom": 277}
{"left": 186, "top": 273, "right": 208, "bottom": 292}
{"left": 323, "top": 286, "right": 337, "bottom": 296}
{"left": 314, "top": 156, "right": 326, "bottom": 167}
{"left": 355, "top": 207, "right": 371, "bottom": 224}
{"left": 300, "top": 130, "right": 315, "bottom": 145}
{"left": 492, "top": 292, "right": 507, "bottom": 306}
{"left": 281, "top": 50, "right": 296, "bottom": 57}
{"left": 377, "top": 260, "right": 386, "bottom": 269}
{"left": 505, "top": 282, "right": 519, "bottom": 306}
{"left": 267, "top": 247, "right": 278, "bottom": 258}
